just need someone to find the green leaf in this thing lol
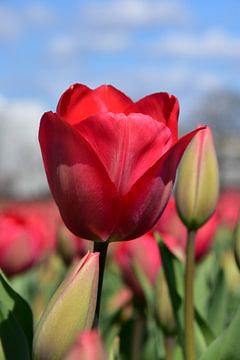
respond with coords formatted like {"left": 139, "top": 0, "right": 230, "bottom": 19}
{"left": 0, "top": 302, "right": 31, "bottom": 360}
{"left": 208, "top": 268, "right": 228, "bottom": 336}
{"left": 132, "top": 260, "right": 154, "bottom": 306}
{"left": 199, "top": 306, "right": 240, "bottom": 360}
{"left": 157, "top": 240, "right": 184, "bottom": 351}
{"left": 195, "top": 310, "right": 215, "bottom": 346}
{"left": 0, "top": 271, "right": 33, "bottom": 353}
{"left": 158, "top": 239, "right": 216, "bottom": 358}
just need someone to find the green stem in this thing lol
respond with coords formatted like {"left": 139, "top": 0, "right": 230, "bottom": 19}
{"left": 164, "top": 336, "right": 175, "bottom": 360}
{"left": 131, "top": 315, "right": 144, "bottom": 360}
{"left": 92, "top": 241, "right": 108, "bottom": 328}
{"left": 184, "top": 230, "right": 196, "bottom": 360}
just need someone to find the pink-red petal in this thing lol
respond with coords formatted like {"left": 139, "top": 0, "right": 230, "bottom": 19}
{"left": 132, "top": 93, "right": 179, "bottom": 141}
{"left": 39, "top": 112, "right": 120, "bottom": 241}
{"left": 56, "top": 84, "right": 134, "bottom": 125}
{"left": 110, "top": 127, "right": 205, "bottom": 240}
{"left": 75, "top": 112, "right": 172, "bottom": 194}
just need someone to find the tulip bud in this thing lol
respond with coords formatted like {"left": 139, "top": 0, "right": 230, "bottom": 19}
{"left": 233, "top": 218, "right": 240, "bottom": 270}
{"left": 176, "top": 126, "right": 219, "bottom": 230}
{"left": 155, "top": 269, "right": 176, "bottom": 335}
{"left": 33, "top": 252, "right": 99, "bottom": 360}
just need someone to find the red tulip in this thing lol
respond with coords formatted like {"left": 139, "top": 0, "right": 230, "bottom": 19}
{"left": 0, "top": 207, "right": 55, "bottom": 276}
{"left": 154, "top": 197, "right": 218, "bottom": 262}
{"left": 39, "top": 84, "right": 203, "bottom": 242}
{"left": 114, "top": 233, "right": 161, "bottom": 298}
{"left": 217, "top": 189, "right": 240, "bottom": 229}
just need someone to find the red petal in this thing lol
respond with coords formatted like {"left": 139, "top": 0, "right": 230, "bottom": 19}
{"left": 111, "top": 127, "right": 205, "bottom": 240}
{"left": 132, "top": 93, "right": 179, "bottom": 141}
{"left": 39, "top": 112, "right": 120, "bottom": 241}
{"left": 56, "top": 84, "right": 134, "bottom": 125}
{"left": 95, "top": 84, "right": 135, "bottom": 113}
{"left": 75, "top": 112, "right": 172, "bottom": 194}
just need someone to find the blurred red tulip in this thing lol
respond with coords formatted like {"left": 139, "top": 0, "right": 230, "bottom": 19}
{"left": 114, "top": 233, "right": 161, "bottom": 298}
{"left": 65, "top": 330, "right": 107, "bottom": 360}
{"left": 154, "top": 197, "right": 218, "bottom": 262}
{"left": 217, "top": 189, "right": 240, "bottom": 229}
{"left": 39, "top": 83, "right": 203, "bottom": 242}
{"left": 0, "top": 206, "right": 55, "bottom": 276}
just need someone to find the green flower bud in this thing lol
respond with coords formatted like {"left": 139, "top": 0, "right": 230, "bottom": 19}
{"left": 176, "top": 126, "right": 219, "bottom": 230}
{"left": 33, "top": 252, "right": 99, "bottom": 360}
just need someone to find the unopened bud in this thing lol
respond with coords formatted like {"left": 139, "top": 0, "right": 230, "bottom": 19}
{"left": 176, "top": 126, "right": 219, "bottom": 230}
{"left": 33, "top": 252, "right": 99, "bottom": 360}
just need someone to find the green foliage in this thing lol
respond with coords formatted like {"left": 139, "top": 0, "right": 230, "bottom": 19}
{"left": 0, "top": 271, "right": 33, "bottom": 360}
{"left": 200, "top": 307, "right": 240, "bottom": 360}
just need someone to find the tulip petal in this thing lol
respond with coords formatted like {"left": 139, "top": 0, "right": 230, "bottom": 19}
{"left": 39, "top": 112, "right": 120, "bottom": 241}
{"left": 75, "top": 112, "right": 172, "bottom": 194}
{"left": 132, "top": 93, "right": 179, "bottom": 141}
{"left": 56, "top": 84, "right": 134, "bottom": 125}
{"left": 95, "top": 84, "right": 135, "bottom": 112}
{"left": 111, "top": 127, "right": 205, "bottom": 240}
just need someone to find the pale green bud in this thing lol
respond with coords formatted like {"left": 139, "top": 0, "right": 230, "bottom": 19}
{"left": 33, "top": 252, "right": 99, "bottom": 360}
{"left": 176, "top": 126, "right": 219, "bottom": 230}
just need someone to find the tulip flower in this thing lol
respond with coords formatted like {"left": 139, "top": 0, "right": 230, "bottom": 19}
{"left": 114, "top": 233, "right": 161, "bottom": 298}
{"left": 39, "top": 83, "right": 203, "bottom": 242}
{"left": 176, "top": 126, "right": 219, "bottom": 230}
{"left": 65, "top": 330, "right": 107, "bottom": 360}
{"left": 154, "top": 197, "right": 219, "bottom": 262}
{"left": 217, "top": 189, "right": 240, "bottom": 229}
{"left": 0, "top": 207, "right": 55, "bottom": 276}
{"left": 33, "top": 252, "right": 99, "bottom": 360}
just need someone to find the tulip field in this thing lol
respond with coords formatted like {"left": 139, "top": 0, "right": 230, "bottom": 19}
{"left": 0, "top": 84, "right": 240, "bottom": 360}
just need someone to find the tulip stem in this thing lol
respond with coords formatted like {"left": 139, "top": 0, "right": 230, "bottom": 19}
{"left": 184, "top": 229, "right": 196, "bottom": 360}
{"left": 164, "top": 336, "right": 175, "bottom": 360}
{"left": 93, "top": 241, "right": 109, "bottom": 328}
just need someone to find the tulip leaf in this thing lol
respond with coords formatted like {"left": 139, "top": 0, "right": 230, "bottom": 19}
{"left": 199, "top": 306, "right": 240, "bottom": 360}
{"left": 0, "top": 303, "right": 31, "bottom": 360}
{"left": 207, "top": 268, "right": 228, "bottom": 336}
{"left": 132, "top": 260, "right": 154, "bottom": 305}
{"left": 157, "top": 240, "right": 184, "bottom": 350}
{"left": 195, "top": 310, "right": 215, "bottom": 346}
{"left": 158, "top": 239, "right": 215, "bottom": 357}
{"left": 0, "top": 271, "right": 33, "bottom": 352}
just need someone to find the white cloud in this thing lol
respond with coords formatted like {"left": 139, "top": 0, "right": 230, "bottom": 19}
{"left": 0, "top": 97, "right": 48, "bottom": 197}
{"left": 82, "top": 0, "right": 189, "bottom": 28}
{"left": 0, "top": 3, "right": 54, "bottom": 42}
{"left": 151, "top": 29, "right": 240, "bottom": 59}
{"left": 49, "top": 31, "right": 130, "bottom": 61}
{"left": 0, "top": 5, "right": 23, "bottom": 41}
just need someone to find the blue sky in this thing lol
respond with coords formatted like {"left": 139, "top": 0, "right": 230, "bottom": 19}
{"left": 0, "top": 0, "right": 240, "bottom": 196}
{"left": 1, "top": 0, "right": 240, "bottom": 113}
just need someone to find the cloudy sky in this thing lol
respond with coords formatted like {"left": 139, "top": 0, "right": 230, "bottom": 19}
{"left": 0, "top": 0, "right": 240, "bottom": 197}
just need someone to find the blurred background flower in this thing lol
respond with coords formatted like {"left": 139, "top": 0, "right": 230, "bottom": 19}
{"left": 0, "top": 0, "right": 239, "bottom": 199}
